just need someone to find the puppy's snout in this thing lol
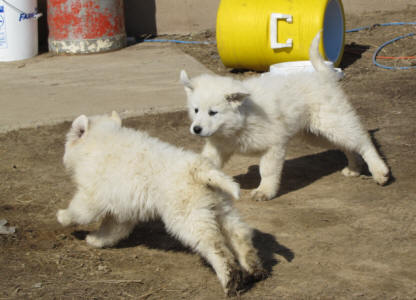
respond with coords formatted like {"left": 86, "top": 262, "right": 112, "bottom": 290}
{"left": 193, "top": 126, "right": 202, "bottom": 135}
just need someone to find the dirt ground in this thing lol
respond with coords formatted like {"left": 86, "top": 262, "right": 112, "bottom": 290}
{"left": 1, "top": 7, "right": 415, "bottom": 300}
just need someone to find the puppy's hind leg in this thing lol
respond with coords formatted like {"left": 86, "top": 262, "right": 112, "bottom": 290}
{"left": 218, "top": 204, "right": 267, "bottom": 282}
{"left": 308, "top": 104, "right": 389, "bottom": 185}
{"left": 86, "top": 215, "right": 136, "bottom": 248}
{"left": 300, "top": 130, "right": 363, "bottom": 178}
{"left": 169, "top": 209, "right": 244, "bottom": 296}
{"left": 341, "top": 150, "right": 363, "bottom": 177}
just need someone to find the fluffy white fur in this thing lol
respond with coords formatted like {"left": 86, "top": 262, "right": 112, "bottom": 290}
{"left": 180, "top": 32, "right": 389, "bottom": 201}
{"left": 57, "top": 111, "right": 265, "bottom": 295}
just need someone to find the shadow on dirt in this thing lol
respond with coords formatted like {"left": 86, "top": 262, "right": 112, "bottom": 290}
{"left": 252, "top": 229, "right": 294, "bottom": 272}
{"left": 73, "top": 222, "right": 294, "bottom": 264}
{"left": 72, "top": 220, "right": 189, "bottom": 252}
{"left": 340, "top": 42, "right": 371, "bottom": 69}
{"left": 119, "top": 220, "right": 188, "bottom": 251}
{"left": 72, "top": 222, "right": 294, "bottom": 289}
{"left": 235, "top": 149, "right": 347, "bottom": 196}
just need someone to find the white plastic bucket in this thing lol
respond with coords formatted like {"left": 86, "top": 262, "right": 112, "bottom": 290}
{"left": 0, "top": 0, "right": 41, "bottom": 62}
{"left": 270, "top": 61, "right": 335, "bottom": 74}
{"left": 266, "top": 60, "right": 344, "bottom": 79}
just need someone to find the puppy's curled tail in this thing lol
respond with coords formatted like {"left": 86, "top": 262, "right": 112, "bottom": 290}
{"left": 309, "top": 31, "right": 337, "bottom": 78}
{"left": 192, "top": 162, "right": 240, "bottom": 200}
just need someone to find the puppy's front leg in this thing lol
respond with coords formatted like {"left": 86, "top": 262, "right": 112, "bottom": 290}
{"left": 57, "top": 191, "right": 100, "bottom": 226}
{"left": 251, "top": 145, "right": 286, "bottom": 201}
{"left": 202, "top": 139, "right": 232, "bottom": 168}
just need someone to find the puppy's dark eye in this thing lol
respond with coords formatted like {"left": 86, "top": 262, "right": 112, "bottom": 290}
{"left": 208, "top": 110, "right": 217, "bottom": 116}
{"left": 194, "top": 108, "right": 199, "bottom": 113}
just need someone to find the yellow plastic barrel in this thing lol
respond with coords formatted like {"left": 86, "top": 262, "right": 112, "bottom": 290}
{"left": 216, "top": 0, "right": 345, "bottom": 71}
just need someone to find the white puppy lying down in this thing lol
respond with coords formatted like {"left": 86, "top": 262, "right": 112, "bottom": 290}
{"left": 180, "top": 32, "right": 389, "bottom": 201}
{"left": 57, "top": 112, "right": 265, "bottom": 296}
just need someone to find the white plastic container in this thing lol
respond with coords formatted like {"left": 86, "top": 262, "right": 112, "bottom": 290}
{"left": 0, "top": 0, "right": 41, "bottom": 62}
{"left": 267, "top": 60, "right": 344, "bottom": 80}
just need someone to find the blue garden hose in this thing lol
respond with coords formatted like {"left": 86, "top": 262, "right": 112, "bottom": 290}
{"left": 372, "top": 33, "right": 416, "bottom": 70}
{"left": 346, "top": 22, "right": 416, "bottom": 70}
{"left": 346, "top": 22, "right": 416, "bottom": 33}
{"left": 142, "top": 39, "right": 214, "bottom": 45}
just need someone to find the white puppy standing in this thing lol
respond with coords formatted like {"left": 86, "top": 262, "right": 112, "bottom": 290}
{"left": 180, "top": 32, "right": 389, "bottom": 201}
{"left": 57, "top": 112, "right": 265, "bottom": 296}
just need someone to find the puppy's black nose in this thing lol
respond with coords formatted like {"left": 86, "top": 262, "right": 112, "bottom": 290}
{"left": 193, "top": 126, "right": 202, "bottom": 134}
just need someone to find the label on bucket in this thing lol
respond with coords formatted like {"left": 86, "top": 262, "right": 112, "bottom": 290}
{"left": 19, "top": 9, "right": 38, "bottom": 22}
{"left": 0, "top": 6, "right": 7, "bottom": 49}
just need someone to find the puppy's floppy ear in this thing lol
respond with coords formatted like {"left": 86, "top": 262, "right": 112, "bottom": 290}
{"left": 225, "top": 92, "right": 249, "bottom": 107}
{"left": 111, "top": 111, "right": 122, "bottom": 127}
{"left": 180, "top": 70, "right": 194, "bottom": 94}
{"left": 68, "top": 115, "right": 88, "bottom": 141}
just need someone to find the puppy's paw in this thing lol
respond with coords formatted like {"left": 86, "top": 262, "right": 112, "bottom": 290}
{"left": 248, "top": 265, "right": 269, "bottom": 283}
{"left": 238, "top": 249, "right": 268, "bottom": 283}
{"left": 250, "top": 189, "right": 272, "bottom": 201}
{"left": 86, "top": 234, "right": 105, "bottom": 248}
{"left": 373, "top": 171, "right": 389, "bottom": 186}
{"left": 224, "top": 266, "right": 245, "bottom": 297}
{"left": 244, "top": 250, "right": 268, "bottom": 281}
{"left": 371, "top": 163, "right": 390, "bottom": 186}
{"left": 57, "top": 209, "right": 72, "bottom": 227}
{"left": 342, "top": 167, "right": 360, "bottom": 177}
